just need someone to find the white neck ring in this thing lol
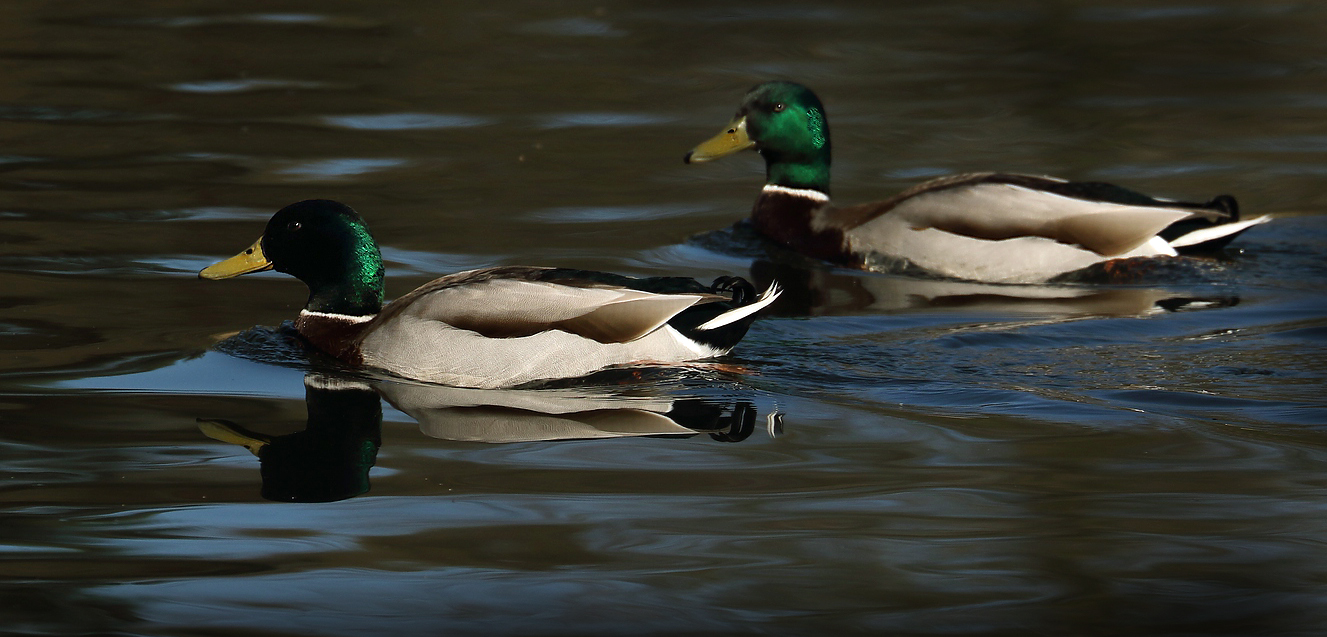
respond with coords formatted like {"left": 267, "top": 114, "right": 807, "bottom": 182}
{"left": 299, "top": 309, "right": 376, "bottom": 324}
{"left": 762, "top": 184, "right": 830, "bottom": 203}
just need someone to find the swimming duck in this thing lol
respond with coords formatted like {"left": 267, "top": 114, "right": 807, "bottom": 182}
{"left": 685, "top": 80, "right": 1271, "bottom": 284}
{"left": 199, "top": 200, "right": 780, "bottom": 388}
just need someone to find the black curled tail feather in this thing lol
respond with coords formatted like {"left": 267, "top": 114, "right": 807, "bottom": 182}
{"left": 1161, "top": 193, "right": 1249, "bottom": 254}
{"left": 667, "top": 276, "right": 774, "bottom": 352}
{"left": 1207, "top": 194, "right": 1239, "bottom": 220}
{"left": 709, "top": 275, "right": 757, "bottom": 305}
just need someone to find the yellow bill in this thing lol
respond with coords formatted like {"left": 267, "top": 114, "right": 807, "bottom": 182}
{"left": 684, "top": 116, "right": 754, "bottom": 163}
{"left": 199, "top": 237, "right": 273, "bottom": 280}
{"left": 197, "top": 418, "right": 269, "bottom": 456}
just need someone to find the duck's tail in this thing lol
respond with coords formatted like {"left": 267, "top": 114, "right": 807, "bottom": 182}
{"left": 697, "top": 281, "right": 782, "bottom": 331}
{"left": 1160, "top": 194, "right": 1272, "bottom": 254}
{"left": 1169, "top": 214, "right": 1272, "bottom": 253}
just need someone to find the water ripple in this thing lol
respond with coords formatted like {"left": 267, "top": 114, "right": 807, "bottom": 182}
{"left": 95, "top": 13, "right": 383, "bottom": 29}
{"left": 523, "top": 203, "right": 709, "bottom": 223}
{"left": 378, "top": 247, "right": 496, "bottom": 277}
{"left": 1078, "top": 6, "right": 1224, "bottom": 21}
{"left": 1224, "top": 135, "right": 1327, "bottom": 153}
{"left": 518, "top": 17, "right": 626, "bottom": 38}
{"left": 534, "top": 112, "right": 677, "bottom": 129}
{"left": 164, "top": 78, "right": 348, "bottom": 94}
{"left": 317, "top": 113, "right": 494, "bottom": 131}
{"left": 148, "top": 206, "right": 273, "bottom": 222}
{"left": 0, "top": 104, "right": 165, "bottom": 123}
{"left": 272, "top": 158, "right": 408, "bottom": 180}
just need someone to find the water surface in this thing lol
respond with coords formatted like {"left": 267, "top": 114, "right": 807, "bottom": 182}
{"left": 2, "top": 2, "right": 1326, "bottom": 635}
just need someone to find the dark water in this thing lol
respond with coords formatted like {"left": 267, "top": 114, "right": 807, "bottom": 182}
{"left": 3, "top": 2, "right": 1326, "bottom": 635}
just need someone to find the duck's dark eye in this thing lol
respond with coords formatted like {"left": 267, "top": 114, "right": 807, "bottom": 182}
{"left": 772, "top": 102, "right": 786, "bottom": 113}
{"left": 287, "top": 221, "right": 302, "bottom": 232}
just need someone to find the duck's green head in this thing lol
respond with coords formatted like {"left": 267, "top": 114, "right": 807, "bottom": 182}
{"left": 200, "top": 199, "right": 385, "bottom": 316}
{"left": 685, "top": 81, "right": 832, "bottom": 194}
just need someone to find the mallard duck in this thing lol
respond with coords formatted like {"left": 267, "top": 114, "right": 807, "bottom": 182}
{"left": 199, "top": 200, "right": 780, "bottom": 388}
{"left": 685, "top": 80, "right": 1271, "bottom": 284}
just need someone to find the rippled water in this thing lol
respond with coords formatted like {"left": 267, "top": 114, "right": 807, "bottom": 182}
{"left": 3, "top": 2, "right": 1326, "bottom": 635}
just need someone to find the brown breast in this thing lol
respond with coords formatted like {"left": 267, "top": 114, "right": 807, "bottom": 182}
{"left": 751, "top": 190, "right": 863, "bottom": 268}
{"left": 294, "top": 311, "right": 374, "bottom": 366}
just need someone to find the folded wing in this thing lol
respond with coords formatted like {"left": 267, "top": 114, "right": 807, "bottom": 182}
{"left": 890, "top": 183, "right": 1198, "bottom": 256}
{"left": 389, "top": 273, "right": 708, "bottom": 343}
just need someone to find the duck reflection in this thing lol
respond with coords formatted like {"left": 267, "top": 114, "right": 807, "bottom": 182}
{"left": 199, "top": 371, "right": 770, "bottom": 502}
{"left": 198, "top": 375, "right": 382, "bottom": 503}
{"left": 749, "top": 257, "right": 1237, "bottom": 318}
{"left": 378, "top": 380, "right": 761, "bottom": 444}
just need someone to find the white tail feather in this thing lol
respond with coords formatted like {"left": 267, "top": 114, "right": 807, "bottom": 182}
{"left": 1170, "top": 215, "right": 1272, "bottom": 248}
{"left": 696, "top": 282, "right": 782, "bottom": 331}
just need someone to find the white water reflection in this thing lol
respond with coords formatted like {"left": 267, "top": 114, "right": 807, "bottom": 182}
{"left": 518, "top": 17, "right": 627, "bottom": 38}
{"left": 106, "top": 13, "right": 382, "bottom": 29}
{"left": 523, "top": 203, "right": 709, "bottom": 223}
{"left": 273, "top": 158, "right": 409, "bottom": 179}
{"left": 318, "top": 113, "right": 494, "bottom": 131}
{"left": 533, "top": 112, "right": 676, "bottom": 129}
{"left": 165, "top": 79, "right": 345, "bottom": 94}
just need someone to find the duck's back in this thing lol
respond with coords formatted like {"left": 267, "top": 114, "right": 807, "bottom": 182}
{"left": 353, "top": 266, "right": 734, "bottom": 388}
{"left": 837, "top": 173, "right": 1229, "bottom": 283}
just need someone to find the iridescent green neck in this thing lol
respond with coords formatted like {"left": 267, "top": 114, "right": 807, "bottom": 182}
{"left": 766, "top": 158, "right": 831, "bottom": 195}
{"left": 302, "top": 223, "right": 384, "bottom": 316}
{"left": 305, "top": 276, "right": 382, "bottom": 317}
{"left": 760, "top": 105, "right": 832, "bottom": 194}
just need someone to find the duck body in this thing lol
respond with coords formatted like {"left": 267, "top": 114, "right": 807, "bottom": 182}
{"left": 201, "top": 200, "right": 779, "bottom": 389}
{"left": 303, "top": 265, "right": 771, "bottom": 388}
{"left": 687, "top": 81, "right": 1270, "bottom": 284}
